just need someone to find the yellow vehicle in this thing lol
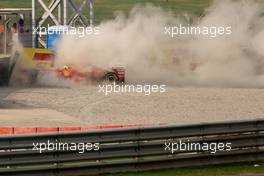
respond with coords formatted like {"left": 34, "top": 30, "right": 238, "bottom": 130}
{"left": 10, "top": 48, "right": 54, "bottom": 85}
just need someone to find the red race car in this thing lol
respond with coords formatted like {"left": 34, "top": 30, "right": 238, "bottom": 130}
{"left": 56, "top": 65, "right": 125, "bottom": 83}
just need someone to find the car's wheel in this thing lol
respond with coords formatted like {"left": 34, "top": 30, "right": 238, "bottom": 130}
{"left": 0, "top": 62, "right": 9, "bottom": 86}
{"left": 105, "top": 72, "right": 118, "bottom": 83}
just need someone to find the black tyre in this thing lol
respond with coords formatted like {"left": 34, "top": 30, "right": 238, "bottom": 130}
{"left": 0, "top": 61, "right": 9, "bottom": 86}
{"left": 105, "top": 72, "right": 118, "bottom": 83}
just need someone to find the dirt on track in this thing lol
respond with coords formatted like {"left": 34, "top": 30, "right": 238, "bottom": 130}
{"left": 0, "top": 86, "right": 264, "bottom": 126}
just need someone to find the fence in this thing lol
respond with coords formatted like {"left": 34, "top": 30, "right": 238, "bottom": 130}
{"left": 0, "top": 119, "right": 263, "bottom": 176}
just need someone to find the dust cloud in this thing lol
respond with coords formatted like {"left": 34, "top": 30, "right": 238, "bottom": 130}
{"left": 54, "top": 0, "right": 264, "bottom": 88}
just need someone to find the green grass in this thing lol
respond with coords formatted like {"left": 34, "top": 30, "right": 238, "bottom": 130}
{"left": 93, "top": 0, "right": 212, "bottom": 23}
{"left": 102, "top": 163, "right": 264, "bottom": 176}
{"left": 0, "top": 0, "right": 31, "bottom": 8}
{"left": 0, "top": 0, "right": 212, "bottom": 24}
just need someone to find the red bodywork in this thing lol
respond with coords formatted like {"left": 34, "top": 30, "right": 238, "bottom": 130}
{"left": 56, "top": 65, "right": 125, "bottom": 83}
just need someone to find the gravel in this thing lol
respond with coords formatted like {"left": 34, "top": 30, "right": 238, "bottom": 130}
{"left": 1, "top": 86, "right": 264, "bottom": 126}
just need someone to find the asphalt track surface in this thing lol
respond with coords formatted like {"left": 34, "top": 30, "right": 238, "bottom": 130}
{"left": 1, "top": 86, "right": 264, "bottom": 126}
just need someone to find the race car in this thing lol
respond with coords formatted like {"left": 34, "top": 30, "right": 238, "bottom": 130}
{"left": 11, "top": 48, "right": 125, "bottom": 85}
{"left": 56, "top": 65, "right": 125, "bottom": 83}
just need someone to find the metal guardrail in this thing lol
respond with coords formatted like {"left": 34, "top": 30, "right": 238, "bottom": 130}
{"left": 0, "top": 119, "right": 263, "bottom": 176}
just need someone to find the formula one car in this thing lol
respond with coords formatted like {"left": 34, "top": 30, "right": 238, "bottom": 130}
{"left": 11, "top": 48, "right": 125, "bottom": 85}
{"left": 56, "top": 65, "right": 125, "bottom": 83}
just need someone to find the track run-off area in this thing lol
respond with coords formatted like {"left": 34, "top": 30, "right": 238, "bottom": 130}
{"left": 1, "top": 86, "right": 264, "bottom": 126}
